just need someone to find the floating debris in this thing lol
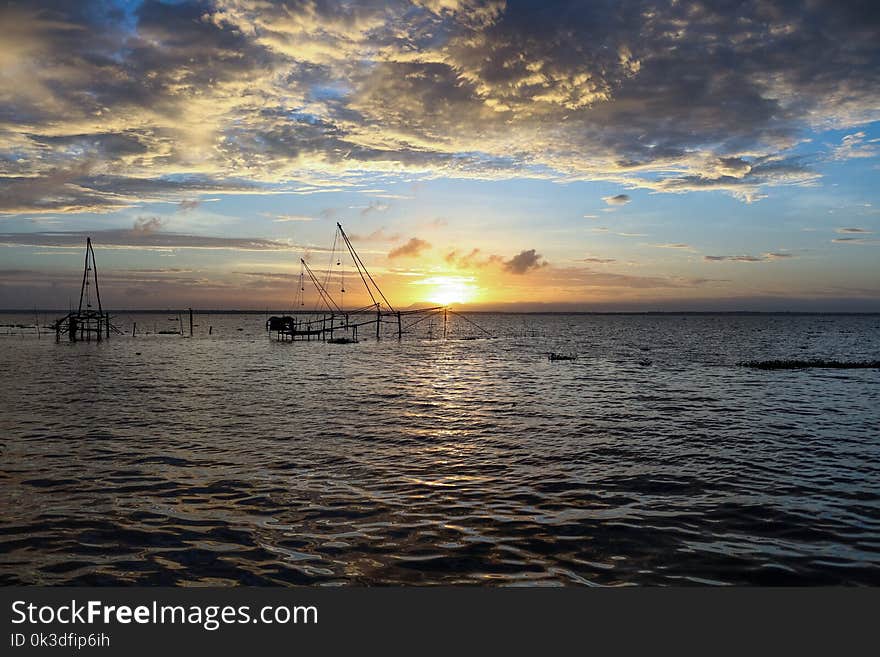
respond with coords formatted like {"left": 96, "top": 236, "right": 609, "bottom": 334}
{"left": 548, "top": 352, "right": 577, "bottom": 361}
{"left": 739, "top": 359, "right": 880, "bottom": 370}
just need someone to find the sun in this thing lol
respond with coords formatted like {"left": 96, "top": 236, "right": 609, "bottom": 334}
{"left": 415, "top": 275, "right": 478, "bottom": 306}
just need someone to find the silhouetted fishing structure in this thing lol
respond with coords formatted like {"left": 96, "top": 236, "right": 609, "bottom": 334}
{"left": 53, "top": 238, "right": 121, "bottom": 342}
{"left": 267, "top": 223, "right": 491, "bottom": 342}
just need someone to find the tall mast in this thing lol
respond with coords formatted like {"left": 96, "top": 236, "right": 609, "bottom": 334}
{"left": 77, "top": 237, "right": 102, "bottom": 314}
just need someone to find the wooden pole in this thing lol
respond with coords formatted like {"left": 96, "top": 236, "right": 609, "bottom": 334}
{"left": 132, "top": 322, "right": 137, "bottom": 337}
{"left": 443, "top": 307, "right": 448, "bottom": 339}
{"left": 189, "top": 308, "right": 193, "bottom": 337}
{"left": 397, "top": 311, "right": 402, "bottom": 339}
{"left": 376, "top": 304, "right": 381, "bottom": 340}
{"left": 106, "top": 314, "right": 110, "bottom": 338}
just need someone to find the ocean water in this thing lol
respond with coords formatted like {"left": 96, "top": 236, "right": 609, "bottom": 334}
{"left": 1, "top": 312, "right": 879, "bottom": 586}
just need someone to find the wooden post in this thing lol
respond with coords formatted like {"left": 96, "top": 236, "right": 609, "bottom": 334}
{"left": 132, "top": 322, "right": 137, "bottom": 337}
{"left": 56, "top": 321, "right": 60, "bottom": 342}
{"left": 376, "top": 304, "right": 381, "bottom": 340}
{"left": 189, "top": 308, "right": 193, "bottom": 337}
{"left": 443, "top": 307, "right": 448, "bottom": 339}
{"left": 106, "top": 314, "right": 110, "bottom": 338}
{"left": 397, "top": 311, "right": 402, "bottom": 339}
{"left": 209, "top": 326, "right": 213, "bottom": 335}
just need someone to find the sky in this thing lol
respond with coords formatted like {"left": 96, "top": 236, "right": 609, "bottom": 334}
{"left": 0, "top": 0, "right": 878, "bottom": 311}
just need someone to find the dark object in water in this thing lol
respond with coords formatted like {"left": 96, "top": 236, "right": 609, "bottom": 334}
{"left": 739, "top": 359, "right": 880, "bottom": 370}
{"left": 328, "top": 337, "right": 358, "bottom": 344}
{"left": 638, "top": 359, "right": 653, "bottom": 367}
{"left": 548, "top": 352, "right": 577, "bottom": 361}
{"left": 156, "top": 330, "right": 179, "bottom": 335}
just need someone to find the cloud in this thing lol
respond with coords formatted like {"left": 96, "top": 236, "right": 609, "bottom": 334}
{"left": 651, "top": 243, "right": 692, "bottom": 250}
{"left": 0, "top": 0, "right": 878, "bottom": 216}
{"left": 504, "top": 249, "right": 547, "bottom": 274}
{"left": 704, "top": 252, "right": 795, "bottom": 262}
{"left": 360, "top": 201, "right": 391, "bottom": 216}
{"left": 178, "top": 199, "right": 201, "bottom": 212}
{"left": 603, "top": 194, "right": 631, "bottom": 206}
{"left": 0, "top": 230, "right": 295, "bottom": 251}
{"left": 267, "top": 214, "right": 317, "bottom": 222}
{"left": 388, "top": 237, "right": 431, "bottom": 258}
{"left": 831, "top": 132, "right": 878, "bottom": 160}
{"left": 581, "top": 257, "right": 616, "bottom": 264}
{"left": 832, "top": 237, "right": 880, "bottom": 245}
{"left": 836, "top": 227, "right": 873, "bottom": 234}
{"left": 542, "top": 266, "right": 711, "bottom": 289}
{"left": 348, "top": 227, "right": 400, "bottom": 243}
{"left": 131, "top": 217, "right": 165, "bottom": 235}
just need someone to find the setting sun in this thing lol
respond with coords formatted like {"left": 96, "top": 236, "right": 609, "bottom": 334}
{"left": 415, "top": 276, "right": 478, "bottom": 306}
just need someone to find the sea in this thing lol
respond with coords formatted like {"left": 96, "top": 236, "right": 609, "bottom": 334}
{"left": 1, "top": 311, "right": 878, "bottom": 585}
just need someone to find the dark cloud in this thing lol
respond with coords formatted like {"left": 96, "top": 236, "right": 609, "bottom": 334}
{"left": 832, "top": 237, "right": 880, "bottom": 245}
{"left": 0, "top": 0, "right": 878, "bottom": 214}
{"left": 388, "top": 237, "right": 431, "bottom": 259}
{"left": 704, "top": 252, "right": 796, "bottom": 262}
{"left": 704, "top": 255, "right": 762, "bottom": 262}
{"left": 836, "top": 227, "right": 873, "bottom": 234}
{"left": 603, "top": 194, "right": 631, "bottom": 206}
{"left": 348, "top": 227, "right": 400, "bottom": 243}
{"left": 504, "top": 249, "right": 546, "bottom": 274}
{"left": 0, "top": 230, "right": 294, "bottom": 251}
{"left": 541, "top": 266, "right": 706, "bottom": 289}
{"left": 360, "top": 200, "right": 390, "bottom": 217}
{"left": 131, "top": 217, "right": 165, "bottom": 235}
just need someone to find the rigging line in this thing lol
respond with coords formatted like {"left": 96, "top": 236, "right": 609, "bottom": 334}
{"left": 400, "top": 308, "right": 444, "bottom": 331}
{"left": 337, "top": 223, "right": 394, "bottom": 312}
{"left": 90, "top": 239, "right": 103, "bottom": 314}
{"left": 323, "top": 227, "right": 339, "bottom": 289}
{"left": 336, "top": 224, "right": 376, "bottom": 307}
{"left": 447, "top": 309, "right": 492, "bottom": 336}
{"left": 302, "top": 258, "right": 342, "bottom": 313}
{"left": 397, "top": 306, "right": 445, "bottom": 315}
{"left": 348, "top": 302, "right": 382, "bottom": 314}
{"left": 78, "top": 238, "right": 90, "bottom": 313}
